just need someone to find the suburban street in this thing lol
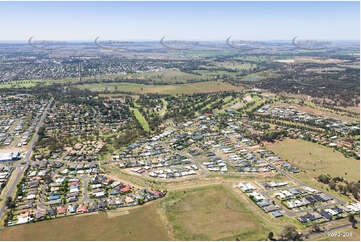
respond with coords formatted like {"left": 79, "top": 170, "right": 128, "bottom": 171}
{"left": 81, "top": 175, "right": 89, "bottom": 204}
{"left": 0, "top": 100, "right": 52, "bottom": 220}
{"left": 27, "top": 100, "right": 53, "bottom": 165}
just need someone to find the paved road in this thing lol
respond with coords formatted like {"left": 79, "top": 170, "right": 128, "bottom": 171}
{"left": 218, "top": 140, "right": 349, "bottom": 218}
{"left": 27, "top": 100, "right": 52, "bottom": 165}
{"left": 0, "top": 101, "right": 51, "bottom": 220}
{"left": 272, "top": 164, "right": 346, "bottom": 207}
{"left": 303, "top": 221, "right": 356, "bottom": 240}
{"left": 37, "top": 171, "right": 57, "bottom": 210}
{"left": 0, "top": 166, "right": 25, "bottom": 219}
{"left": 183, "top": 153, "right": 209, "bottom": 176}
{"left": 81, "top": 175, "right": 89, "bottom": 204}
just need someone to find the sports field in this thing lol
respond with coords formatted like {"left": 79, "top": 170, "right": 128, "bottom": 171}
{"left": 266, "top": 138, "right": 360, "bottom": 181}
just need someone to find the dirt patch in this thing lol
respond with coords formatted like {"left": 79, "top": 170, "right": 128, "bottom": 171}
{"left": 297, "top": 105, "right": 325, "bottom": 117}
{"left": 229, "top": 102, "right": 244, "bottom": 109}
{"left": 296, "top": 57, "right": 346, "bottom": 64}
{"left": 106, "top": 210, "right": 129, "bottom": 218}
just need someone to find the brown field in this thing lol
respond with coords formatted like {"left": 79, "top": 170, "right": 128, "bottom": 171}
{"left": 0, "top": 202, "right": 169, "bottom": 241}
{"left": 344, "top": 105, "right": 360, "bottom": 114}
{"left": 296, "top": 105, "right": 359, "bottom": 123}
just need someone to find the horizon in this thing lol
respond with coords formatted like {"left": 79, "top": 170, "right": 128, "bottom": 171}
{"left": 0, "top": 39, "right": 359, "bottom": 43}
{"left": 0, "top": 1, "right": 359, "bottom": 41}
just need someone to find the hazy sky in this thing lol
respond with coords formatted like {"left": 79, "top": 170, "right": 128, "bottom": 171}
{"left": 0, "top": 1, "right": 359, "bottom": 41}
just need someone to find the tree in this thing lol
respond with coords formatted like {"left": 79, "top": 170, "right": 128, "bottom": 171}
{"left": 348, "top": 214, "right": 358, "bottom": 229}
{"left": 43, "top": 174, "right": 53, "bottom": 184}
{"left": 312, "top": 223, "right": 321, "bottom": 233}
{"left": 5, "top": 197, "right": 15, "bottom": 209}
{"left": 329, "top": 181, "right": 336, "bottom": 190}
{"left": 37, "top": 126, "right": 46, "bottom": 138}
{"left": 268, "top": 232, "right": 274, "bottom": 241}
{"left": 280, "top": 226, "right": 302, "bottom": 241}
{"left": 317, "top": 174, "right": 330, "bottom": 184}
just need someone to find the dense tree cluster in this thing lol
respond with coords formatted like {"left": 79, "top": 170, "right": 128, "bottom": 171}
{"left": 318, "top": 174, "right": 360, "bottom": 200}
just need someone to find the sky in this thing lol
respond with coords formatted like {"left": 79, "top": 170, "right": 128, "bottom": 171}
{"left": 0, "top": 1, "right": 359, "bottom": 41}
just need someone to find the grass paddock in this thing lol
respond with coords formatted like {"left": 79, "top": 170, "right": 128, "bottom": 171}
{"left": 267, "top": 138, "right": 360, "bottom": 181}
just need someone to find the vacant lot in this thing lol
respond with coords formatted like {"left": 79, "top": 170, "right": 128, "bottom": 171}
{"left": 75, "top": 81, "right": 244, "bottom": 95}
{"left": 267, "top": 139, "right": 360, "bottom": 181}
{"left": 164, "top": 184, "right": 270, "bottom": 241}
{"left": 296, "top": 105, "right": 359, "bottom": 123}
{"left": 0, "top": 203, "right": 169, "bottom": 241}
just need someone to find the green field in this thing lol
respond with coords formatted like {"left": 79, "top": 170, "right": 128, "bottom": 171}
{"left": 164, "top": 184, "right": 271, "bottom": 241}
{"left": 0, "top": 203, "right": 169, "bottom": 241}
{"left": 267, "top": 138, "right": 360, "bottom": 181}
{"left": 130, "top": 107, "right": 150, "bottom": 132}
{"left": 159, "top": 98, "right": 168, "bottom": 117}
{"left": 214, "top": 61, "right": 257, "bottom": 71}
{"left": 0, "top": 80, "right": 45, "bottom": 89}
{"left": 75, "top": 81, "right": 244, "bottom": 95}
